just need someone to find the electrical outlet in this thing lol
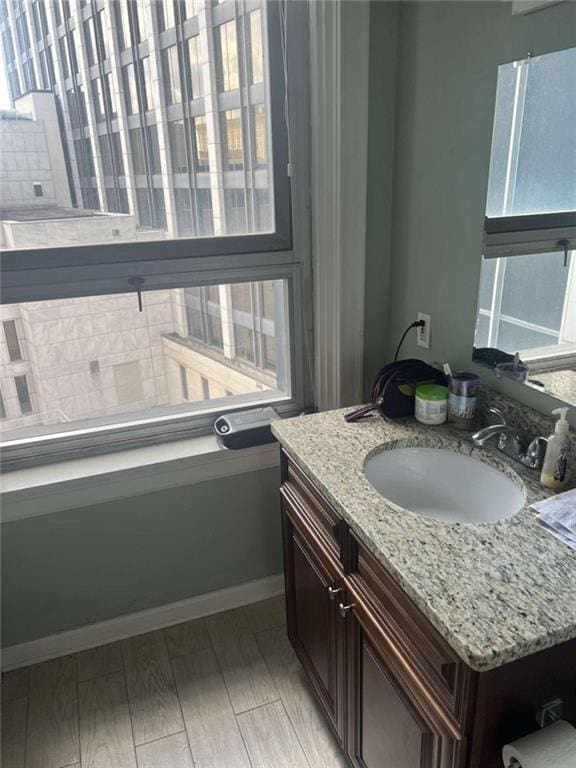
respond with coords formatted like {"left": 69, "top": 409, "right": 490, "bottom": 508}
{"left": 417, "top": 312, "right": 431, "bottom": 349}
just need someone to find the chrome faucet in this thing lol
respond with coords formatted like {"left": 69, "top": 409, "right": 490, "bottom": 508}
{"left": 472, "top": 408, "right": 548, "bottom": 471}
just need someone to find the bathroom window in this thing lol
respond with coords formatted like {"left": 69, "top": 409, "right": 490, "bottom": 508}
{"left": 478, "top": 46, "right": 576, "bottom": 364}
{"left": 0, "top": 2, "right": 309, "bottom": 469}
{"left": 483, "top": 46, "right": 576, "bottom": 256}
{"left": 0, "top": 281, "right": 292, "bottom": 461}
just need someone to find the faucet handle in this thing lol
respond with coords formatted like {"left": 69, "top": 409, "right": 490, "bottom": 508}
{"left": 489, "top": 407, "right": 506, "bottom": 426}
{"left": 522, "top": 436, "right": 549, "bottom": 470}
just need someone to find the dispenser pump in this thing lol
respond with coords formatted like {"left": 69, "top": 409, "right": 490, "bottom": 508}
{"left": 552, "top": 407, "right": 570, "bottom": 436}
{"left": 540, "top": 407, "right": 572, "bottom": 490}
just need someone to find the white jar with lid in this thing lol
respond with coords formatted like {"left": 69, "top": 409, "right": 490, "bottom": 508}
{"left": 414, "top": 384, "right": 448, "bottom": 425}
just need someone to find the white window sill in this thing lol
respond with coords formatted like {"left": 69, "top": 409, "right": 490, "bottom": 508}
{"left": 0, "top": 436, "right": 280, "bottom": 523}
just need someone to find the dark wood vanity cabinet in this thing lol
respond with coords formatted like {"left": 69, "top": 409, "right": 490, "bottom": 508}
{"left": 344, "top": 595, "right": 465, "bottom": 768}
{"left": 281, "top": 481, "right": 346, "bottom": 742}
{"left": 280, "top": 451, "right": 576, "bottom": 768}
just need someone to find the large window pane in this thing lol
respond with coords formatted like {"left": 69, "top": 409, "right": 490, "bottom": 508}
{"left": 163, "top": 46, "right": 181, "bottom": 105}
{"left": 216, "top": 20, "right": 239, "bottom": 92}
{"left": 123, "top": 63, "right": 138, "bottom": 115}
{"left": 222, "top": 109, "right": 243, "bottom": 170}
{"left": 116, "top": 1, "right": 132, "bottom": 50}
{"left": 0, "top": 281, "right": 289, "bottom": 442}
{"left": 84, "top": 18, "right": 97, "bottom": 66}
{"left": 169, "top": 120, "right": 188, "bottom": 173}
{"left": 475, "top": 250, "right": 576, "bottom": 357}
{"left": 195, "top": 115, "right": 209, "bottom": 171}
{"left": 248, "top": 10, "right": 264, "bottom": 84}
{"left": 158, "top": 0, "right": 175, "bottom": 31}
{"left": 253, "top": 104, "right": 266, "bottom": 165}
{"left": 225, "top": 189, "right": 246, "bottom": 234}
{"left": 0, "top": 1, "right": 275, "bottom": 244}
{"left": 486, "top": 47, "right": 576, "bottom": 217}
{"left": 187, "top": 36, "right": 203, "bottom": 99}
{"left": 141, "top": 57, "right": 154, "bottom": 111}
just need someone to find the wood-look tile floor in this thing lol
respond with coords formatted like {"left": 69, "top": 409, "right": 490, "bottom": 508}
{"left": 1, "top": 596, "right": 349, "bottom": 768}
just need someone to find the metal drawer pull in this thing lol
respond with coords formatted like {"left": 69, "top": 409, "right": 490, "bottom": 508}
{"left": 327, "top": 586, "right": 341, "bottom": 601}
{"left": 338, "top": 602, "right": 355, "bottom": 618}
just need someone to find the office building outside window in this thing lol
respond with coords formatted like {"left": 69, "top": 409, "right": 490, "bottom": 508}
{"left": 14, "top": 375, "right": 32, "bottom": 415}
{"left": 163, "top": 46, "right": 182, "bottom": 105}
{"left": 248, "top": 10, "right": 264, "bottom": 84}
{"left": 3, "top": 320, "right": 22, "bottom": 362}
{"left": 0, "top": 1, "right": 298, "bottom": 460}
{"left": 187, "top": 36, "right": 203, "bottom": 99}
{"left": 123, "top": 63, "right": 139, "bottom": 115}
{"left": 1, "top": 0, "right": 273, "bottom": 244}
{"left": 216, "top": 20, "right": 239, "bottom": 92}
{"left": 253, "top": 105, "right": 266, "bottom": 166}
{"left": 222, "top": 109, "right": 243, "bottom": 170}
{"left": 116, "top": 1, "right": 132, "bottom": 50}
{"left": 195, "top": 116, "right": 209, "bottom": 171}
{"left": 158, "top": 0, "right": 175, "bottom": 32}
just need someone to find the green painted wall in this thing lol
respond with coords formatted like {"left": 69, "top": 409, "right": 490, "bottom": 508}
{"left": 363, "top": 1, "right": 399, "bottom": 396}
{"left": 366, "top": 0, "right": 576, "bottom": 425}
{"left": 2, "top": 466, "right": 282, "bottom": 647}
{"left": 5, "top": 0, "right": 575, "bottom": 650}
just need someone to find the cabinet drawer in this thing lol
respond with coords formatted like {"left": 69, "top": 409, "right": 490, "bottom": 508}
{"left": 282, "top": 456, "right": 344, "bottom": 565}
{"left": 347, "top": 531, "right": 473, "bottom": 728}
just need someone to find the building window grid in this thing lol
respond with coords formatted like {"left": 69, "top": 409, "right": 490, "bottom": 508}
{"left": 3, "top": 319, "right": 23, "bottom": 362}
{"left": 184, "top": 283, "right": 275, "bottom": 372}
{"left": 14, "top": 374, "right": 32, "bottom": 415}
{"left": 1, "top": 2, "right": 270, "bottom": 239}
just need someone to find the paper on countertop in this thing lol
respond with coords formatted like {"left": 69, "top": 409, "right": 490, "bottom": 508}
{"left": 531, "top": 488, "right": 576, "bottom": 552}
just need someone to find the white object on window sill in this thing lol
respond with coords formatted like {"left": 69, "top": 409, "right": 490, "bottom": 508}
{"left": 0, "top": 436, "right": 280, "bottom": 523}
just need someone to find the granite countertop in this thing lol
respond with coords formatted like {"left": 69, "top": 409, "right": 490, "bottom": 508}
{"left": 535, "top": 368, "right": 576, "bottom": 407}
{"left": 272, "top": 409, "right": 576, "bottom": 672}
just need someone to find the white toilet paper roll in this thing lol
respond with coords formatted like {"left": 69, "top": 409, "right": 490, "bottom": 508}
{"left": 502, "top": 720, "right": 576, "bottom": 768}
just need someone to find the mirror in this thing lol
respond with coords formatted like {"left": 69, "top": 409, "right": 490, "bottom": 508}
{"left": 472, "top": 46, "right": 576, "bottom": 408}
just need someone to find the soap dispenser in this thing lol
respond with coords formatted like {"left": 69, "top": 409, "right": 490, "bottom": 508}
{"left": 540, "top": 408, "right": 572, "bottom": 491}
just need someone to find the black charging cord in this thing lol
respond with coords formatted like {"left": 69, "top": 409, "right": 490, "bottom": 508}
{"left": 394, "top": 320, "right": 426, "bottom": 362}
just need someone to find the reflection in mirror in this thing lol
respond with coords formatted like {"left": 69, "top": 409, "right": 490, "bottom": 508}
{"left": 474, "top": 250, "right": 576, "bottom": 406}
{"left": 472, "top": 46, "right": 576, "bottom": 407}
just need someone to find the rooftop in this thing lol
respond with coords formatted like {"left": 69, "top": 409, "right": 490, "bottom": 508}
{"left": 0, "top": 206, "right": 107, "bottom": 222}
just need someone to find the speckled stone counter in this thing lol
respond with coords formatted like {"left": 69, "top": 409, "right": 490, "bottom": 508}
{"left": 272, "top": 409, "right": 576, "bottom": 672}
{"left": 536, "top": 368, "right": 576, "bottom": 407}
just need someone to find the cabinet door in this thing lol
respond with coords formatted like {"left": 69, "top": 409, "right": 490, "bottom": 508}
{"left": 281, "top": 490, "right": 346, "bottom": 742}
{"left": 345, "top": 594, "right": 464, "bottom": 768}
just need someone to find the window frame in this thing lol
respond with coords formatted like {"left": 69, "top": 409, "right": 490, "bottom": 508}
{"left": 478, "top": 45, "right": 576, "bottom": 371}
{"left": 1, "top": 4, "right": 292, "bottom": 286}
{"left": 482, "top": 212, "right": 576, "bottom": 260}
{"left": 0, "top": 1, "right": 311, "bottom": 470}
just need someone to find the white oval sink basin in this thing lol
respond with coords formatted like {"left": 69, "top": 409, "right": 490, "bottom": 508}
{"left": 364, "top": 447, "right": 525, "bottom": 524}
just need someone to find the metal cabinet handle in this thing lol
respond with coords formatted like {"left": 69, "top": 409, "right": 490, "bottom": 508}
{"left": 338, "top": 602, "right": 355, "bottom": 619}
{"left": 327, "top": 586, "right": 341, "bottom": 601}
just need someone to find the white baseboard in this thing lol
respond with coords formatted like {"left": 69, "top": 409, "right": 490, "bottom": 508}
{"left": 1, "top": 574, "right": 285, "bottom": 671}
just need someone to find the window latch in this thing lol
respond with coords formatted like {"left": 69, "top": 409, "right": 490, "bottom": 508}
{"left": 558, "top": 239, "right": 570, "bottom": 268}
{"left": 128, "top": 277, "right": 145, "bottom": 312}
